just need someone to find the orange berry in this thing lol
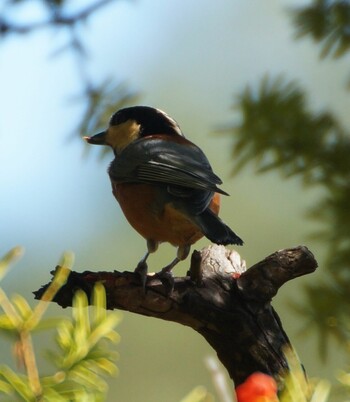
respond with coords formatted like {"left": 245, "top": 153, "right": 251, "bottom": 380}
{"left": 235, "top": 372, "right": 278, "bottom": 402}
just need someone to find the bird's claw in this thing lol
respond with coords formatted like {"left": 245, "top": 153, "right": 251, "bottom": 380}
{"left": 155, "top": 269, "right": 174, "bottom": 295}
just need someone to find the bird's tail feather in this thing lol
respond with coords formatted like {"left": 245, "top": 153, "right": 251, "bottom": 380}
{"left": 194, "top": 209, "right": 243, "bottom": 246}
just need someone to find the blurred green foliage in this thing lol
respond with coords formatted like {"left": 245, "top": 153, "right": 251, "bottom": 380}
{"left": 226, "top": 0, "right": 350, "bottom": 360}
{"left": 293, "top": 0, "right": 350, "bottom": 59}
{"left": 0, "top": 249, "right": 120, "bottom": 401}
{"left": 279, "top": 349, "right": 331, "bottom": 402}
{"left": 180, "top": 386, "right": 214, "bottom": 402}
{"left": 230, "top": 75, "right": 346, "bottom": 183}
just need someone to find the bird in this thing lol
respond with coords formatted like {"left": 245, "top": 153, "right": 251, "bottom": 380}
{"left": 84, "top": 106, "right": 243, "bottom": 291}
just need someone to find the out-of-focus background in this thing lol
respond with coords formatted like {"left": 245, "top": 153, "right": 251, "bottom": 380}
{"left": 1, "top": 0, "right": 349, "bottom": 401}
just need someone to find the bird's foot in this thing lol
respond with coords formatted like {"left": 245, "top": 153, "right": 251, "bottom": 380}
{"left": 155, "top": 269, "right": 174, "bottom": 295}
{"left": 134, "top": 261, "right": 148, "bottom": 293}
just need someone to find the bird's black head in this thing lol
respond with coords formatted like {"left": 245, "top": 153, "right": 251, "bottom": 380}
{"left": 85, "top": 106, "right": 184, "bottom": 154}
{"left": 110, "top": 106, "right": 183, "bottom": 137}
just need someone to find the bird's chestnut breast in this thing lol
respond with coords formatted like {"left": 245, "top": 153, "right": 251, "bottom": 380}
{"left": 111, "top": 181, "right": 205, "bottom": 246}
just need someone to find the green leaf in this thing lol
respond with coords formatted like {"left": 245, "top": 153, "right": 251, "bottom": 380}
{"left": 88, "top": 314, "right": 121, "bottom": 348}
{"left": 91, "top": 282, "right": 107, "bottom": 324}
{"left": 0, "top": 314, "right": 17, "bottom": 331}
{"left": 0, "top": 378, "right": 13, "bottom": 395}
{"left": 0, "top": 366, "right": 34, "bottom": 400}
{"left": 0, "top": 247, "right": 23, "bottom": 282}
{"left": 68, "top": 364, "right": 108, "bottom": 393}
{"left": 11, "top": 294, "right": 33, "bottom": 321}
{"left": 56, "top": 319, "right": 74, "bottom": 351}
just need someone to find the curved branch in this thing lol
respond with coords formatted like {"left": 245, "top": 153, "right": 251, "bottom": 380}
{"left": 34, "top": 245, "right": 317, "bottom": 388}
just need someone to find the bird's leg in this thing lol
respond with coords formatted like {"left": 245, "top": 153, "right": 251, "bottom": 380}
{"left": 156, "top": 244, "right": 191, "bottom": 294}
{"left": 134, "top": 251, "right": 149, "bottom": 288}
{"left": 134, "top": 239, "right": 158, "bottom": 291}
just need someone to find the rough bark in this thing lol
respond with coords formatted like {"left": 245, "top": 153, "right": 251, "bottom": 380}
{"left": 33, "top": 244, "right": 317, "bottom": 388}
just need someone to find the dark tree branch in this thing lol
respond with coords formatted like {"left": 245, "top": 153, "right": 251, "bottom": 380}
{"left": 34, "top": 245, "right": 317, "bottom": 388}
{"left": 0, "top": 0, "right": 115, "bottom": 35}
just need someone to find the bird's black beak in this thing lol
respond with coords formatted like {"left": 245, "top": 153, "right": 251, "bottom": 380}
{"left": 83, "top": 131, "right": 107, "bottom": 145}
